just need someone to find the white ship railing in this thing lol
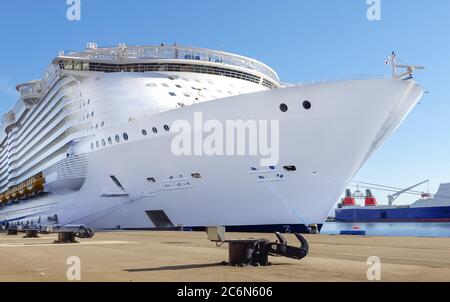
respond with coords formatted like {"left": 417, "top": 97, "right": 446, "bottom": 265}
{"left": 61, "top": 45, "right": 279, "bottom": 82}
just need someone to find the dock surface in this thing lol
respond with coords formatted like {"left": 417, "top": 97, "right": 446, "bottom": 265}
{"left": 1, "top": 231, "right": 450, "bottom": 282}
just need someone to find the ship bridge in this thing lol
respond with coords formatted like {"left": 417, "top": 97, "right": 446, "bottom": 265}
{"left": 52, "top": 43, "right": 281, "bottom": 89}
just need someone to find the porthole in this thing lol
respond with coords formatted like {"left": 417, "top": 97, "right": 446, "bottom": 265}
{"left": 108, "top": 137, "right": 113, "bottom": 145}
{"left": 91, "top": 111, "right": 94, "bottom": 117}
{"left": 303, "top": 100, "right": 312, "bottom": 110}
{"left": 101, "top": 121, "right": 105, "bottom": 127}
{"left": 169, "top": 92, "right": 176, "bottom": 96}
{"left": 152, "top": 127, "right": 158, "bottom": 134}
{"left": 91, "top": 143, "right": 94, "bottom": 150}
{"left": 102, "top": 139, "right": 106, "bottom": 147}
{"left": 115, "top": 135, "right": 120, "bottom": 143}
{"left": 96, "top": 141, "right": 100, "bottom": 148}
{"left": 164, "top": 125, "right": 170, "bottom": 132}
{"left": 142, "top": 129, "right": 147, "bottom": 136}
{"left": 123, "top": 133, "right": 129, "bottom": 141}
{"left": 280, "top": 103, "right": 288, "bottom": 112}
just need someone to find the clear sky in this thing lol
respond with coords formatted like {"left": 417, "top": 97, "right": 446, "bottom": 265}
{"left": 0, "top": 0, "right": 449, "bottom": 205}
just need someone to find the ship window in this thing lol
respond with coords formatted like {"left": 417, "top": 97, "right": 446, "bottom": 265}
{"left": 176, "top": 85, "right": 182, "bottom": 88}
{"left": 95, "top": 124, "right": 99, "bottom": 130}
{"left": 110, "top": 175, "right": 125, "bottom": 191}
{"left": 184, "top": 93, "right": 191, "bottom": 97}
{"left": 169, "top": 92, "right": 176, "bottom": 96}
{"left": 191, "top": 173, "right": 202, "bottom": 179}
{"left": 283, "top": 166, "right": 297, "bottom": 172}
{"left": 164, "top": 125, "right": 170, "bottom": 132}
{"left": 91, "top": 143, "right": 94, "bottom": 150}
{"left": 152, "top": 127, "right": 158, "bottom": 134}
{"left": 101, "top": 121, "right": 105, "bottom": 127}
{"left": 91, "top": 111, "right": 94, "bottom": 117}
{"left": 102, "top": 139, "right": 106, "bottom": 147}
{"left": 108, "top": 137, "right": 113, "bottom": 145}
{"left": 96, "top": 141, "right": 100, "bottom": 148}
{"left": 303, "top": 100, "right": 312, "bottom": 110}
{"left": 123, "top": 133, "right": 129, "bottom": 141}
{"left": 115, "top": 135, "right": 120, "bottom": 143}
{"left": 87, "top": 99, "right": 91, "bottom": 105}
{"left": 142, "top": 129, "right": 147, "bottom": 136}
{"left": 280, "top": 103, "right": 288, "bottom": 112}
{"left": 147, "top": 177, "right": 156, "bottom": 183}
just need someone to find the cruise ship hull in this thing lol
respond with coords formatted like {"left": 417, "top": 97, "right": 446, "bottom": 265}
{"left": 0, "top": 78, "right": 423, "bottom": 233}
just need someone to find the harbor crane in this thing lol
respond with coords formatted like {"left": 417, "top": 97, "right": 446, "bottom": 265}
{"left": 388, "top": 180, "right": 429, "bottom": 206}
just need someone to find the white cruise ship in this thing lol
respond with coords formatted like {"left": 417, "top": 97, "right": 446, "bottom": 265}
{"left": 0, "top": 44, "right": 423, "bottom": 233}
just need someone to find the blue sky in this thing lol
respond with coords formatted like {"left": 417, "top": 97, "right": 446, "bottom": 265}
{"left": 0, "top": 0, "right": 449, "bottom": 205}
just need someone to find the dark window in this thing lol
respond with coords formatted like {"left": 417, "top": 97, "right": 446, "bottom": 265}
{"left": 115, "top": 135, "right": 120, "bottom": 143}
{"left": 152, "top": 127, "right": 158, "bottom": 134}
{"left": 142, "top": 129, "right": 147, "bottom": 136}
{"left": 147, "top": 177, "right": 156, "bottom": 183}
{"left": 123, "top": 133, "right": 129, "bottom": 141}
{"left": 169, "top": 92, "right": 176, "bottom": 96}
{"left": 108, "top": 137, "right": 113, "bottom": 145}
{"left": 96, "top": 141, "right": 100, "bottom": 148}
{"left": 102, "top": 139, "right": 106, "bottom": 147}
{"left": 280, "top": 103, "right": 288, "bottom": 112}
{"left": 283, "top": 165, "right": 297, "bottom": 172}
{"left": 91, "top": 143, "right": 94, "bottom": 150}
{"left": 164, "top": 125, "right": 170, "bottom": 132}
{"left": 191, "top": 173, "right": 202, "bottom": 179}
{"left": 303, "top": 100, "right": 312, "bottom": 110}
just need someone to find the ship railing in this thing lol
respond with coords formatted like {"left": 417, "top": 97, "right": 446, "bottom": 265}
{"left": 281, "top": 74, "right": 390, "bottom": 87}
{"left": 61, "top": 45, "right": 279, "bottom": 82}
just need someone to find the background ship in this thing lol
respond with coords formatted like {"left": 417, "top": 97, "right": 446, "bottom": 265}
{"left": 335, "top": 181, "right": 450, "bottom": 222}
